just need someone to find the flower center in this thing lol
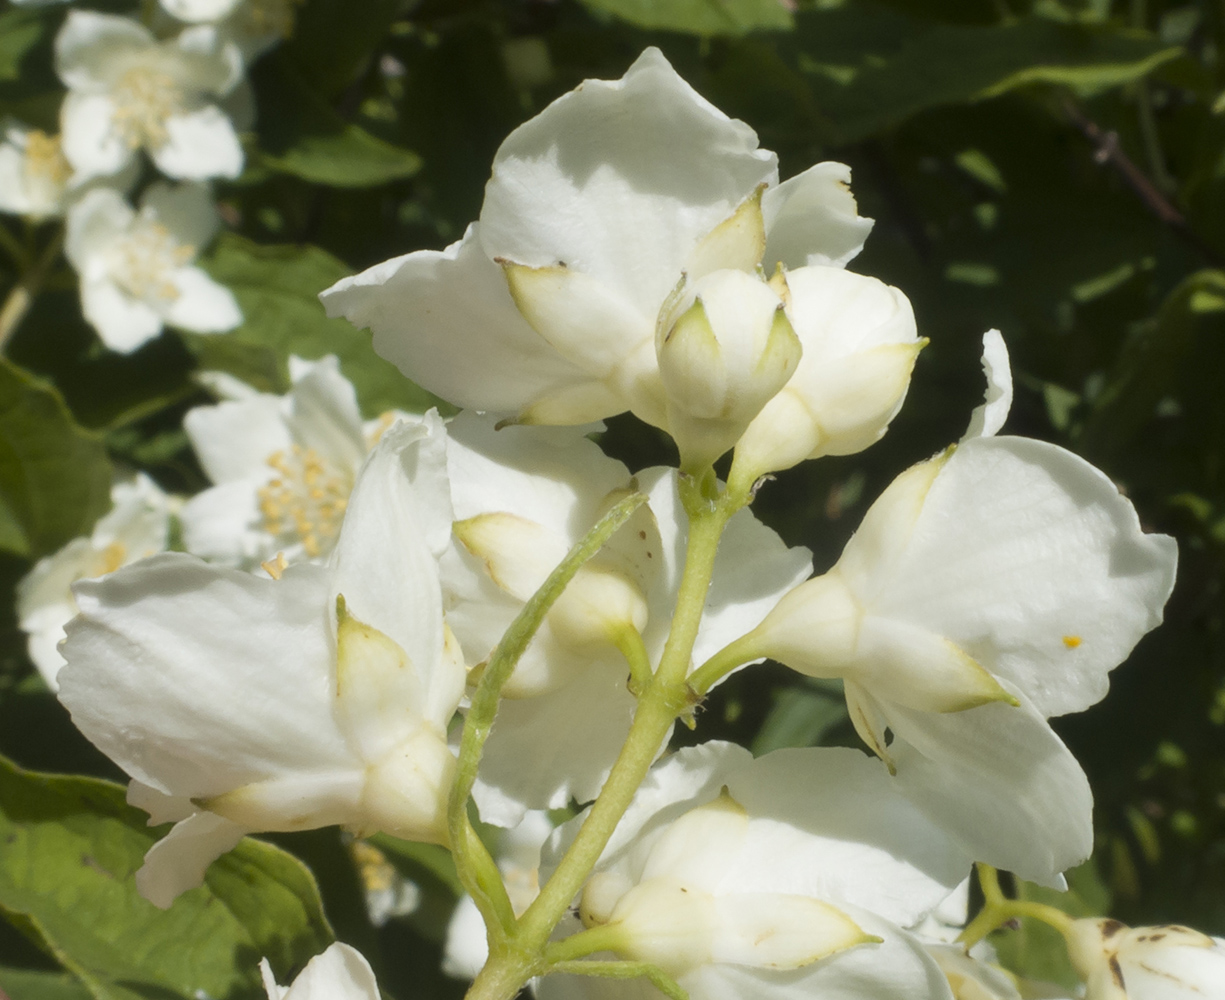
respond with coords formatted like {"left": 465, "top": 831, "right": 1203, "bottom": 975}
{"left": 257, "top": 445, "right": 352, "bottom": 558}
{"left": 112, "top": 68, "right": 182, "bottom": 149}
{"left": 22, "top": 131, "right": 71, "bottom": 188}
{"left": 111, "top": 221, "right": 194, "bottom": 303}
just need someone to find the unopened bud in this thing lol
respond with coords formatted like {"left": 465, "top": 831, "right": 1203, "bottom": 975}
{"left": 656, "top": 269, "right": 801, "bottom": 472}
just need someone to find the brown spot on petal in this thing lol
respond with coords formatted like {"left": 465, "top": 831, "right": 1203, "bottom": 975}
{"left": 1101, "top": 919, "right": 1125, "bottom": 938}
{"left": 1109, "top": 956, "right": 1125, "bottom": 989}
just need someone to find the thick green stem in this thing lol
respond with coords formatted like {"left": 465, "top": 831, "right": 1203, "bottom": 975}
{"left": 449, "top": 492, "right": 649, "bottom": 943}
{"left": 463, "top": 472, "right": 746, "bottom": 1000}
{"left": 688, "top": 630, "right": 765, "bottom": 696}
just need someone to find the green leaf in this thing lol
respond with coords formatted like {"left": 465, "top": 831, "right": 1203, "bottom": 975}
{"left": 0, "top": 359, "right": 112, "bottom": 560}
{"left": 192, "top": 234, "right": 445, "bottom": 418}
{"left": 579, "top": 0, "right": 793, "bottom": 35}
{"left": 254, "top": 55, "right": 421, "bottom": 188}
{"left": 0, "top": 754, "right": 333, "bottom": 1000}
{"left": 0, "top": 967, "right": 92, "bottom": 1000}
{"left": 281, "top": 0, "right": 402, "bottom": 99}
{"left": 793, "top": 10, "right": 1183, "bottom": 142}
{"left": 0, "top": 8, "right": 54, "bottom": 83}
{"left": 750, "top": 682, "right": 848, "bottom": 756}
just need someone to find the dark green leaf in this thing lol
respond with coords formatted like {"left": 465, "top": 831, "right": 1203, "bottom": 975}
{"left": 282, "top": 0, "right": 402, "bottom": 99}
{"left": 254, "top": 55, "right": 421, "bottom": 188}
{"left": 0, "top": 754, "right": 333, "bottom": 1000}
{"left": 193, "top": 234, "right": 444, "bottom": 417}
{"left": 579, "top": 0, "right": 793, "bottom": 36}
{"left": 0, "top": 359, "right": 112, "bottom": 559}
{"left": 750, "top": 683, "right": 848, "bottom": 756}
{"left": 0, "top": 967, "right": 92, "bottom": 1000}
{"left": 793, "top": 11, "right": 1183, "bottom": 142}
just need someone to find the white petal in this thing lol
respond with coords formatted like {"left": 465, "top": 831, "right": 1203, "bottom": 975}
{"left": 472, "top": 659, "right": 639, "bottom": 825}
{"left": 762, "top": 162, "right": 874, "bottom": 270}
{"left": 152, "top": 106, "right": 243, "bottom": 180}
{"left": 184, "top": 393, "right": 289, "bottom": 484}
{"left": 58, "top": 553, "right": 355, "bottom": 799}
{"left": 285, "top": 356, "right": 366, "bottom": 472}
{"left": 961, "top": 330, "right": 1012, "bottom": 441}
{"left": 480, "top": 47, "right": 777, "bottom": 320}
{"left": 59, "top": 92, "right": 130, "bottom": 182}
{"left": 330, "top": 415, "right": 460, "bottom": 726}
{"left": 721, "top": 748, "right": 971, "bottom": 925}
{"left": 160, "top": 0, "right": 244, "bottom": 23}
{"left": 65, "top": 186, "right": 131, "bottom": 271}
{"left": 161, "top": 266, "right": 242, "bottom": 332}
{"left": 55, "top": 12, "right": 155, "bottom": 92}
{"left": 135, "top": 810, "right": 246, "bottom": 909}
{"left": 279, "top": 944, "right": 382, "bottom": 1000}
{"left": 1121, "top": 936, "right": 1225, "bottom": 1000}
{"left": 178, "top": 479, "right": 270, "bottom": 565}
{"left": 127, "top": 780, "right": 196, "bottom": 824}
{"left": 886, "top": 695, "right": 1093, "bottom": 885}
{"left": 141, "top": 180, "right": 219, "bottom": 250}
{"left": 442, "top": 895, "right": 488, "bottom": 979}
{"left": 321, "top": 224, "right": 589, "bottom": 416}
{"left": 80, "top": 278, "right": 164, "bottom": 352}
{"left": 874, "top": 436, "right": 1178, "bottom": 717}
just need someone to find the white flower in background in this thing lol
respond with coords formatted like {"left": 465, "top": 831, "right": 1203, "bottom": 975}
{"left": 261, "top": 943, "right": 381, "bottom": 1000}
{"left": 16, "top": 474, "right": 175, "bottom": 691}
{"left": 0, "top": 123, "right": 73, "bottom": 218}
{"left": 539, "top": 742, "right": 971, "bottom": 1000}
{"left": 57, "top": 418, "right": 467, "bottom": 908}
{"left": 443, "top": 810, "right": 553, "bottom": 979}
{"left": 159, "top": 0, "right": 300, "bottom": 60}
{"left": 738, "top": 332, "right": 1178, "bottom": 883}
{"left": 55, "top": 11, "right": 244, "bottom": 183}
{"left": 180, "top": 356, "right": 402, "bottom": 567}
{"left": 349, "top": 840, "right": 421, "bottom": 928}
{"left": 433, "top": 414, "right": 811, "bottom": 825}
{"left": 1067, "top": 919, "right": 1225, "bottom": 1000}
{"left": 65, "top": 182, "right": 241, "bottom": 353}
{"left": 322, "top": 49, "right": 918, "bottom": 469}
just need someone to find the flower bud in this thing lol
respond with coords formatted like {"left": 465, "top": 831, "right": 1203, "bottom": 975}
{"left": 656, "top": 268, "right": 801, "bottom": 472}
{"left": 1067, "top": 918, "right": 1225, "bottom": 1000}
{"left": 732, "top": 267, "right": 922, "bottom": 483}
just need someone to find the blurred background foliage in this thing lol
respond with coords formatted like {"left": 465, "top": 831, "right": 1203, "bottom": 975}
{"left": 0, "top": 0, "right": 1223, "bottom": 996}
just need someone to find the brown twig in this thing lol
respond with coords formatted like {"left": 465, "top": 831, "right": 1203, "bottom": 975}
{"left": 1063, "top": 99, "right": 1223, "bottom": 267}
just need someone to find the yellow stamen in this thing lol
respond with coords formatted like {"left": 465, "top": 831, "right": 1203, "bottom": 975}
{"left": 257, "top": 445, "right": 351, "bottom": 558}
{"left": 260, "top": 552, "right": 289, "bottom": 579}
{"left": 1063, "top": 635, "right": 1082, "bottom": 649}
{"left": 112, "top": 68, "right": 182, "bottom": 149}
{"left": 22, "top": 131, "right": 71, "bottom": 187}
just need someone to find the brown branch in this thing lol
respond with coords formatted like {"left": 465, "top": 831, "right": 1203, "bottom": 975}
{"left": 1063, "top": 99, "right": 1223, "bottom": 268}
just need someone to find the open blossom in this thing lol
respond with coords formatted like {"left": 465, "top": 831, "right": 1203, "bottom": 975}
{"left": 57, "top": 418, "right": 466, "bottom": 908}
{"left": 65, "top": 182, "right": 240, "bottom": 353}
{"left": 1067, "top": 919, "right": 1225, "bottom": 1000}
{"left": 741, "top": 332, "right": 1178, "bottom": 883}
{"left": 180, "top": 356, "right": 402, "bottom": 567}
{"left": 55, "top": 11, "right": 244, "bottom": 182}
{"left": 0, "top": 123, "right": 73, "bottom": 218}
{"left": 540, "top": 742, "right": 971, "bottom": 1000}
{"left": 16, "top": 474, "right": 175, "bottom": 691}
{"left": 322, "top": 48, "right": 919, "bottom": 470}
{"left": 433, "top": 414, "right": 811, "bottom": 825}
{"left": 159, "top": 0, "right": 299, "bottom": 61}
{"left": 261, "top": 943, "right": 381, "bottom": 1000}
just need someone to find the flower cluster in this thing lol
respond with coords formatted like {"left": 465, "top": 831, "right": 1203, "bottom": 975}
{"left": 0, "top": 0, "right": 310, "bottom": 351}
{"left": 26, "top": 43, "right": 1211, "bottom": 1000}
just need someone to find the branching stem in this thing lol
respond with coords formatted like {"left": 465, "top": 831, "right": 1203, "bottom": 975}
{"left": 0, "top": 226, "right": 64, "bottom": 352}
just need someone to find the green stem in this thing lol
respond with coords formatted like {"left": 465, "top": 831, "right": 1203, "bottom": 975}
{"left": 959, "top": 864, "right": 1075, "bottom": 948}
{"left": 688, "top": 630, "right": 764, "bottom": 697}
{"left": 0, "top": 224, "right": 28, "bottom": 270}
{"left": 611, "top": 624, "right": 653, "bottom": 695}
{"left": 543, "top": 924, "right": 627, "bottom": 963}
{"left": 464, "top": 472, "right": 746, "bottom": 1000}
{"left": 0, "top": 226, "right": 64, "bottom": 352}
{"left": 448, "top": 491, "right": 649, "bottom": 942}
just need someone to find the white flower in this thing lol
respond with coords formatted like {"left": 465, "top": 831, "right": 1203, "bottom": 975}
{"left": 742, "top": 332, "right": 1178, "bottom": 884}
{"left": 0, "top": 123, "right": 73, "bottom": 218}
{"left": 16, "top": 474, "right": 175, "bottom": 691}
{"left": 57, "top": 417, "right": 467, "bottom": 908}
{"left": 539, "top": 742, "right": 970, "bottom": 1000}
{"left": 443, "top": 810, "right": 553, "bottom": 979}
{"left": 435, "top": 414, "right": 812, "bottom": 825}
{"left": 322, "top": 49, "right": 914, "bottom": 469}
{"left": 260, "top": 943, "right": 381, "bottom": 1000}
{"left": 1067, "top": 919, "right": 1225, "bottom": 1000}
{"left": 159, "top": 0, "right": 300, "bottom": 61}
{"left": 180, "top": 356, "right": 402, "bottom": 567}
{"left": 55, "top": 11, "right": 244, "bottom": 183}
{"left": 65, "top": 182, "right": 241, "bottom": 353}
